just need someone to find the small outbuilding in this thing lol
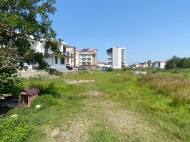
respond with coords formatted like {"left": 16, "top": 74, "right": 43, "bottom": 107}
{"left": 18, "top": 87, "right": 40, "bottom": 108}
{"left": 102, "top": 66, "right": 106, "bottom": 71}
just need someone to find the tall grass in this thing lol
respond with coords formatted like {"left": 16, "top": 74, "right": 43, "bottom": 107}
{"left": 137, "top": 74, "right": 190, "bottom": 105}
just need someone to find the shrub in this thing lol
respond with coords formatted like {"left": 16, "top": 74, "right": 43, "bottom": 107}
{"left": 122, "top": 67, "right": 127, "bottom": 71}
{"left": 0, "top": 117, "right": 31, "bottom": 142}
{"left": 106, "top": 67, "right": 113, "bottom": 72}
{"left": 172, "top": 69, "right": 179, "bottom": 74}
{"left": 31, "top": 94, "right": 59, "bottom": 109}
{"left": 28, "top": 81, "right": 61, "bottom": 98}
{"left": 122, "top": 67, "right": 132, "bottom": 71}
{"left": 152, "top": 70, "right": 156, "bottom": 74}
{"left": 123, "top": 75, "right": 131, "bottom": 81}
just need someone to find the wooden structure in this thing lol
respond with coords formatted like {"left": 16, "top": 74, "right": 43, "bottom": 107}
{"left": 18, "top": 87, "right": 40, "bottom": 108}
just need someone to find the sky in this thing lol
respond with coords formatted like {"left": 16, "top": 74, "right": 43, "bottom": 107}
{"left": 49, "top": 0, "right": 190, "bottom": 65}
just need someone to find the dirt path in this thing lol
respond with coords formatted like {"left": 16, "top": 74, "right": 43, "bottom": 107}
{"left": 49, "top": 94, "right": 175, "bottom": 142}
{"left": 19, "top": 69, "right": 78, "bottom": 78}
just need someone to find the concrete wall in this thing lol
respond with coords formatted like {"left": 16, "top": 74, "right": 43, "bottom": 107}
{"left": 160, "top": 62, "right": 166, "bottom": 69}
{"left": 44, "top": 55, "right": 66, "bottom": 69}
{"left": 112, "top": 46, "right": 119, "bottom": 68}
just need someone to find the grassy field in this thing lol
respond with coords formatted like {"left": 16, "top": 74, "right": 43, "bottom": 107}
{"left": 1, "top": 69, "right": 190, "bottom": 142}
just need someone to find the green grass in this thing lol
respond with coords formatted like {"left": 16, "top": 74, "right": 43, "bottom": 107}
{"left": 1, "top": 69, "right": 190, "bottom": 141}
{"left": 89, "top": 123, "right": 123, "bottom": 142}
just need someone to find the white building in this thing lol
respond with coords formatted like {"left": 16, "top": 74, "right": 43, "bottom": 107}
{"left": 153, "top": 61, "right": 166, "bottom": 69}
{"left": 29, "top": 40, "right": 75, "bottom": 69}
{"left": 106, "top": 46, "right": 127, "bottom": 69}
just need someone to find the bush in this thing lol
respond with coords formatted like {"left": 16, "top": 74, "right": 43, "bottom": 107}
{"left": 0, "top": 117, "right": 31, "bottom": 142}
{"left": 29, "top": 81, "right": 61, "bottom": 98}
{"left": 106, "top": 67, "right": 113, "bottom": 72}
{"left": 152, "top": 70, "right": 156, "bottom": 74}
{"left": 122, "top": 67, "right": 127, "bottom": 71}
{"left": 31, "top": 94, "right": 59, "bottom": 109}
{"left": 172, "top": 69, "right": 179, "bottom": 74}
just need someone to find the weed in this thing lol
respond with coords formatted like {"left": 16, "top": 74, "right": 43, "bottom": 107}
{"left": 137, "top": 74, "right": 190, "bottom": 105}
{"left": 28, "top": 80, "right": 61, "bottom": 97}
{"left": 31, "top": 94, "right": 59, "bottom": 109}
{"left": 89, "top": 123, "right": 123, "bottom": 142}
{"left": 106, "top": 67, "right": 113, "bottom": 72}
{"left": 2, "top": 70, "right": 190, "bottom": 141}
{"left": 0, "top": 117, "right": 31, "bottom": 142}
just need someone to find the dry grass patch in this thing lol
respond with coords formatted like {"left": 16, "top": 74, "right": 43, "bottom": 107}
{"left": 137, "top": 74, "right": 190, "bottom": 104}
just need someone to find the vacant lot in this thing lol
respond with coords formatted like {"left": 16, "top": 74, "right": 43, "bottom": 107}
{"left": 1, "top": 69, "right": 190, "bottom": 142}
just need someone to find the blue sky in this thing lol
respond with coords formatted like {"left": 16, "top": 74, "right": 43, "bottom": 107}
{"left": 50, "top": 0, "right": 190, "bottom": 65}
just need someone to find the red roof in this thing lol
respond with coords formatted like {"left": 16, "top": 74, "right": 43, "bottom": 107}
{"left": 155, "top": 60, "right": 167, "bottom": 63}
{"left": 87, "top": 48, "right": 94, "bottom": 52}
{"left": 19, "top": 87, "right": 40, "bottom": 96}
{"left": 98, "top": 61, "right": 105, "bottom": 64}
{"left": 76, "top": 49, "right": 82, "bottom": 52}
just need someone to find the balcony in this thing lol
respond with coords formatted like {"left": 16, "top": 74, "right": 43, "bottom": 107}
{"left": 63, "top": 52, "right": 73, "bottom": 58}
{"left": 121, "top": 61, "right": 126, "bottom": 65}
{"left": 81, "top": 52, "right": 91, "bottom": 55}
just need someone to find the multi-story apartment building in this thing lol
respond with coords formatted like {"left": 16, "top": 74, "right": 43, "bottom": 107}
{"left": 76, "top": 48, "right": 98, "bottom": 67}
{"left": 64, "top": 44, "right": 76, "bottom": 68}
{"left": 106, "top": 46, "right": 127, "bottom": 69}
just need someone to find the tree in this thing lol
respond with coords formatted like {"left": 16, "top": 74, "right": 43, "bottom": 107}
{"left": 0, "top": 0, "right": 61, "bottom": 93}
{"left": 165, "top": 56, "right": 180, "bottom": 69}
{"left": 147, "top": 59, "right": 152, "bottom": 67}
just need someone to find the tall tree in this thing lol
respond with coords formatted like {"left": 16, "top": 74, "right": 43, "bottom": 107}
{"left": 165, "top": 56, "right": 180, "bottom": 69}
{"left": 147, "top": 59, "right": 152, "bottom": 67}
{"left": 0, "top": 0, "right": 61, "bottom": 93}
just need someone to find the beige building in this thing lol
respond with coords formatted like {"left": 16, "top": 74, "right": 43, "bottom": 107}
{"left": 76, "top": 48, "right": 98, "bottom": 67}
{"left": 63, "top": 44, "right": 76, "bottom": 68}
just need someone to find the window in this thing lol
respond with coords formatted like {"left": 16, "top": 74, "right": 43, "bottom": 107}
{"left": 67, "top": 58, "right": 69, "bottom": 63}
{"left": 61, "top": 58, "right": 65, "bottom": 64}
{"left": 44, "top": 46, "right": 48, "bottom": 54}
{"left": 71, "top": 59, "right": 72, "bottom": 64}
{"left": 55, "top": 56, "right": 58, "bottom": 64}
{"left": 63, "top": 47, "right": 66, "bottom": 53}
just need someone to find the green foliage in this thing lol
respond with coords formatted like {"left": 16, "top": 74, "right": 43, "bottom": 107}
{"left": 2, "top": 70, "right": 190, "bottom": 141}
{"left": 106, "top": 67, "right": 113, "bottom": 72}
{"left": 89, "top": 123, "right": 122, "bottom": 142}
{"left": 166, "top": 55, "right": 190, "bottom": 69}
{"left": 122, "top": 67, "right": 131, "bottom": 71}
{"left": 0, "top": 0, "right": 61, "bottom": 93}
{"left": 137, "top": 74, "right": 190, "bottom": 105}
{"left": 29, "top": 80, "right": 61, "bottom": 98}
{"left": 147, "top": 59, "right": 152, "bottom": 67}
{"left": 31, "top": 94, "right": 59, "bottom": 109}
{"left": 0, "top": 48, "right": 22, "bottom": 93}
{"left": 45, "top": 68, "right": 63, "bottom": 76}
{"left": 0, "top": 117, "right": 31, "bottom": 142}
{"left": 152, "top": 70, "right": 156, "bottom": 74}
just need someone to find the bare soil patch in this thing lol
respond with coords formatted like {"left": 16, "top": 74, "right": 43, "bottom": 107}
{"left": 19, "top": 69, "right": 79, "bottom": 78}
{"left": 64, "top": 80, "right": 95, "bottom": 84}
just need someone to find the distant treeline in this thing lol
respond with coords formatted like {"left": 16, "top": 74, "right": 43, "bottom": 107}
{"left": 166, "top": 56, "right": 190, "bottom": 69}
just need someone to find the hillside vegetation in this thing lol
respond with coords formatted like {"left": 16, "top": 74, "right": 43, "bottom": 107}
{"left": 1, "top": 69, "right": 190, "bottom": 142}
